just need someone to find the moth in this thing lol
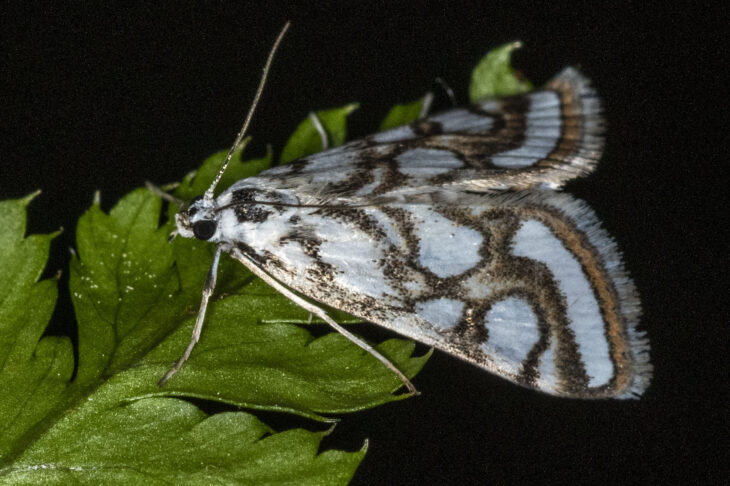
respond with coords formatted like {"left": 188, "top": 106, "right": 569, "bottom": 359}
{"left": 156, "top": 23, "right": 652, "bottom": 399}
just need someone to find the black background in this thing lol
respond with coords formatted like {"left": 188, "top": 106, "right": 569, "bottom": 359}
{"left": 1, "top": 2, "right": 725, "bottom": 484}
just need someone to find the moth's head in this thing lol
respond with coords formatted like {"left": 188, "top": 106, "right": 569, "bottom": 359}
{"left": 175, "top": 195, "right": 220, "bottom": 241}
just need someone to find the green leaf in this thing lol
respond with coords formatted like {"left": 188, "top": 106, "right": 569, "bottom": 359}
{"left": 469, "top": 41, "right": 533, "bottom": 102}
{"left": 378, "top": 97, "right": 426, "bottom": 131}
{"left": 378, "top": 98, "right": 425, "bottom": 132}
{"left": 0, "top": 193, "right": 375, "bottom": 483}
{"left": 280, "top": 104, "right": 359, "bottom": 163}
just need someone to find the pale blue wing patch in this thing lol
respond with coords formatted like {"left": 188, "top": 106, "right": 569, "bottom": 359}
{"left": 415, "top": 298, "right": 465, "bottom": 330}
{"left": 428, "top": 108, "right": 495, "bottom": 133}
{"left": 369, "top": 125, "right": 418, "bottom": 144}
{"left": 512, "top": 218, "right": 612, "bottom": 387}
{"left": 482, "top": 296, "right": 541, "bottom": 377}
{"left": 409, "top": 206, "right": 483, "bottom": 278}
{"left": 394, "top": 147, "right": 464, "bottom": 177}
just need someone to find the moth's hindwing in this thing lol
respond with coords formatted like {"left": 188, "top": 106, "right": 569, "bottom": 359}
{"left": 211, "top": 67, "right": 651, "bottom": 399}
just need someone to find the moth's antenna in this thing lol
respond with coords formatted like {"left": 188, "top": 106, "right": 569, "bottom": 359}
{"left": 205, "top": 21, "right": 291, "bottom": 200}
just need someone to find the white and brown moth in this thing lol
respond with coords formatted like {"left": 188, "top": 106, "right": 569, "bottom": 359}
{"left": 157, "top": 24, "right": 652, "bottom": 399}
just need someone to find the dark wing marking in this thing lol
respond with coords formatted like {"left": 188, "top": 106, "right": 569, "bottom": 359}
{"left": 249, "top": 68, "right": 603, "bottom": 202}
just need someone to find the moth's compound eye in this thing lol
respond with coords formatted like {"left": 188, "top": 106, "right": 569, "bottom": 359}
{"left": 192, "top": 220, "right": 217, "bottom": 240}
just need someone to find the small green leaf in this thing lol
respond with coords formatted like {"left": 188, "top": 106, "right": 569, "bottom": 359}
{"left": 280, "top": 104, "right": 359, "bottom": 163}
{"left": 469, "top": 41, "right": 533, "bottom": 102}
{"left": 0, "top": 194, "right": 71, "bottom": 461}
{"left": 175, "top": 140, "right": 273, "bottom": 201}
{"left": 378, "top": 97, "right": 425, "bottom": 131}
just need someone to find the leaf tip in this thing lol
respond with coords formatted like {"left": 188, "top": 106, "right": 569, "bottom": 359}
{"left": 322, "top": 421, "right": 339, "bottom": 437}
{"left": 469, "top": 41, "right": 533, "bottom": 102}
{"left": 20, "top": 189, "right": 42, "bottom": 206}
{"left": 49, "top": 226, "right": 64, "bottom": 239}
{"left": 233, "top": 136, "right": 252, "bottom": 160}
{"left": 343, "top": 102, "right": 360, "bottom": 114}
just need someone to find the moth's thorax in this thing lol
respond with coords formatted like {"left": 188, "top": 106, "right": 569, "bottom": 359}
{"left": 213, "top": 182, "right": 301, "bottom": 250}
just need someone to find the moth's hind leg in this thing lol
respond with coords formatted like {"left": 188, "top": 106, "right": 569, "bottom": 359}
{"left": 307, "top": 303, "right": 419, "bottom": 396}
{"left": 308, "top": 112, "right": 329, "bottom": 151}
{"left": 419, "top": 92, "right": 434, "bottom": 119}
{"left": 237, "top": 252, "right": 419, "bottom": 396}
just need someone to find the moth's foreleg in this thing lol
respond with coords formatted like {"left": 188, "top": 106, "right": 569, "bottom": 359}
{"left": 158, "top": 247, "right": 222, "bottom": 386}
{"left": 237, "top": 252, "right": 419, "bottom": 396}
{"left": 145, "top": 181, "right": 184, "bottom": 205}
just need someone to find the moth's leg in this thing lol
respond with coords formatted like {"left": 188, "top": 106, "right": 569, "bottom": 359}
{"left": 238, "top": 253, "right": 419, "bottom": 396}
{"left": 145, "top": 181, "right": 184, "bottom": 205}
{"left": 158, "top": 247, "right": 222, "bottom": 386}
{"left": 145, "top": 181, "right": 184, "bottom": 242}
{"left": 307, "top": 312, "right": 314, "bottom": 324}
{"left": 419, "top": 91, "right": 434, "bottom": 119}
{"left": 419, "top": 78, "right": 457, "bottom": 118}
{"left": 308, "top": 112, "right": 329, "bottom": 151}
{"left": 434, "top": 77, "right": 456, "bottom": 107}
